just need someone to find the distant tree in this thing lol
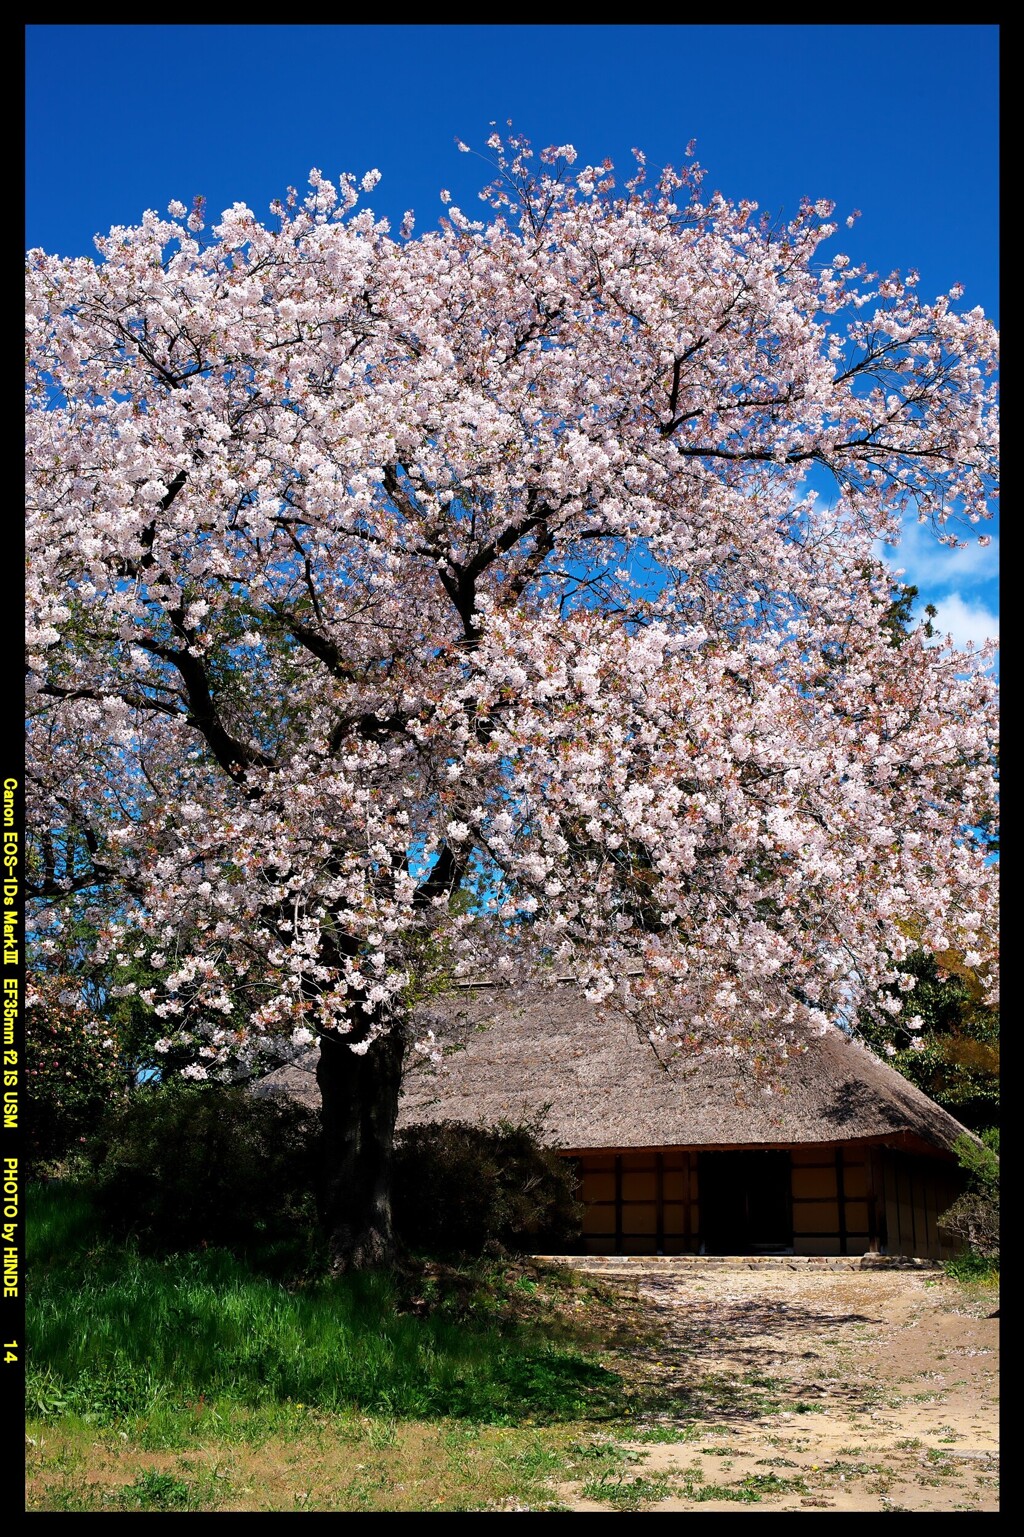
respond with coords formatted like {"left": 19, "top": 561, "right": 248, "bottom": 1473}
{"left": 940, "top": 1128, "right": 999, "bottom": 1265}
{"left": 25, "top": 973, "right": 131, "bottom": 1168}
{"left": 26, "top": 132, "right": 998, "bottom": 1268}
{"left": 25, "top": 890, "right": 235, "bottom": 1086}
{"left": 858, "top": 944, "right": 998, "bottom": 1131}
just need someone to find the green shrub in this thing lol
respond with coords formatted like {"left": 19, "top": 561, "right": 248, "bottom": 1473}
{"left": 939, "top": 1128, "right": 999, "bottom": 1265}
{"left": 87, "top": 1082, "right": 321, "bottom": 1252}
{"left": 392, "top": 1116, "right": 584, "bottom": 1257}
{"left": 25, "top": 975, "right": 132, "bottom": 1170}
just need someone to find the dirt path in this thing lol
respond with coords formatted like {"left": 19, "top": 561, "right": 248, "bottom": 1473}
{"left": 556, "top": 1261, "right": 999, "bottom": 1512}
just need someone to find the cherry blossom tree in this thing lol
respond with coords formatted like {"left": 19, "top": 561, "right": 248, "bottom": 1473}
{"left": 26, "top": 134, "right": 998, "bottom": 1268}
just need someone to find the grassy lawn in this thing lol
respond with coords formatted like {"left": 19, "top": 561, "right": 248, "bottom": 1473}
{"left": 25, "top": 1181, "right": 646, "bottom": 1511}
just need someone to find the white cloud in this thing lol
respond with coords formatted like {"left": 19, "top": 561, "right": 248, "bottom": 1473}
{"left": 877, "top": 518, "right": 999, "bottom": 593}
{"left": 926, "top": 592, "right": 999, "bottom": 650}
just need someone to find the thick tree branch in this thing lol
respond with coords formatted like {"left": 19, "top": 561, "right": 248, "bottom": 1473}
{"left": 136, "top": 637, "right": 274, "bottom": 778}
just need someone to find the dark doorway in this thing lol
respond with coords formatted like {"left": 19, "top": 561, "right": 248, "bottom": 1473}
{"left": 699, "top": 1151, "right": 793, "bottom": 1253}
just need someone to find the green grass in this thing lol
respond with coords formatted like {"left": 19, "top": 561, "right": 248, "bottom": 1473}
{"left": 628, "top": 1421, "right": 732, "bottom": 1444}
{"left": 119, "top": 1470, "right": 193, "bottom": 1509}
{"left": 27, "top": 1182, "right": 624, "bottom": 1430}
{"left": 942, "top": 1252, "right": 999, "bottom": 1285}
{"left": 580, "top": 1470, "right": 677, "bottom": 1508}
{"left": 575, "top": 1456, "right": 811, "bottom": 1508}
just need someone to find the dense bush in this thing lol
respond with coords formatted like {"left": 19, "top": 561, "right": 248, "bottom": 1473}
{"left": 857, "top": 948, "right": 999, "bottom": 1133}
{"left": 939, "top": 1128, "right": 999, "bottom": 1265}
{"left": 392, "top": 1116, "right": 584, "bottom": 1257}
{"left": 87, "top": 1083, "right": 321, "bottom": 1252}
{"left": 86, "top": 1084, "right": 583, "bottom": 1260}
{"left": 25, "top": 976, "right": 132, "bottom": 1170}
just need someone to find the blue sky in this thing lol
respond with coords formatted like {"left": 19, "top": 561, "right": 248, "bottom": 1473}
{"left": 26, "top": 23, "right": 999, "bottom": 646}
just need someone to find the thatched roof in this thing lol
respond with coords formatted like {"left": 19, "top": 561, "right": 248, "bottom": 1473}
{"left": 252, "top": 978, "right": 970, "bottom": 1156}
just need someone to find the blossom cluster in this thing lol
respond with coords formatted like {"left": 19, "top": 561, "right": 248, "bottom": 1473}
{"left": 26, "top": 135, "right": 998, "bottom": 1075}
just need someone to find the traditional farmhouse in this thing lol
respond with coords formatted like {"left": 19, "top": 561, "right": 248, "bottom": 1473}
{"left": 256, "top": 977, "right": 972, "bottom": 1261}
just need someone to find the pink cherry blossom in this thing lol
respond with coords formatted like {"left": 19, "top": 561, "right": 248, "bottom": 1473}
{"left": 25, "top": 134, "right": 998, "bottom": 1267}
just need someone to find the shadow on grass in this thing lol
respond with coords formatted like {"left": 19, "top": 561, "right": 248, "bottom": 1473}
{"left": 27, "top": 1182, "right": 626, "bottom": 1429}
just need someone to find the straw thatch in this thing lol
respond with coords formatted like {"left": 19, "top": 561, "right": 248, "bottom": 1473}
{"left": 252, "top": 978, "right": 970, "bottom": 1155}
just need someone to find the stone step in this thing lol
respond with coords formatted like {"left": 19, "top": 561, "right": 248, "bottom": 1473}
{"left": 533, "top": 1253, "right": 943, "bottom": 1271}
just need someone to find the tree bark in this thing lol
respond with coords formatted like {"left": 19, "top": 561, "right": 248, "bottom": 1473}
{"left": 315, "top": 1021, "right": 406, "bottom": 1271}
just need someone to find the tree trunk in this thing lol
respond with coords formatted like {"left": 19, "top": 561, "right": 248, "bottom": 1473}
{"left": 315, "top": 1021, "right": 405, "bottom": 1272}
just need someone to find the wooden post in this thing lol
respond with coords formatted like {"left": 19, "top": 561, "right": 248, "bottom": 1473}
{"left": 866, "top": 1147, "right": 879, "bottom": 1253}
{"left": 835, "top": 1147, "right": 848, "bottom": 1257}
